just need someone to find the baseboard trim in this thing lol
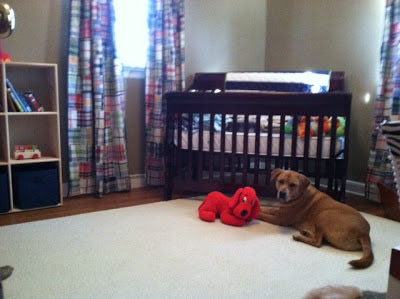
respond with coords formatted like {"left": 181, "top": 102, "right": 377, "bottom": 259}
{"left": 63, "top": 175, "right": 365, "bottom": 197}
{"left": 345, "top": 180, "right": 365, "bottom": 197}
{"left": 130, "top": 174, "right": 146, "bottom": 189}
{"left": 62, "top": 174, "right": 147, "bottom": 198}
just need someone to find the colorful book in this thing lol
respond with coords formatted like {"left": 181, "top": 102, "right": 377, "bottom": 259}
{"left": 6, "top": 89, "right": 17, "bottom": 112}
{"left": 7, "top": 88, "right": 23, "bottom": 112}
{"left": 6, "top": 78, "right": 31, "bottom": 112}
{"left": 23, "top": 92, "right": 44, "bottom": 112}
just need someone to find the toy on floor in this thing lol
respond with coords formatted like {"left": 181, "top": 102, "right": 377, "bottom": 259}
{"left": 198, "top": 186, "right": 261, "bottom": 226}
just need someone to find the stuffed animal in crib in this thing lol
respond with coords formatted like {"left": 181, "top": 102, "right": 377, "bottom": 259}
{"left": 198, "top": 187, "right": 261, "bottom": 226}
{"left": 299, "top": 116, "right": 330, "bottom": 137}
{"left": 325, "top": 117, "right": 346, "bottom": 137}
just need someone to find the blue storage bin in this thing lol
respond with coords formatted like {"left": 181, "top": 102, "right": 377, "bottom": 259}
{"left": 12, "top": 163, "right": 60, "bottom": 209}
{"left": 0, "top": 168, "right": 10, "bottom": 213}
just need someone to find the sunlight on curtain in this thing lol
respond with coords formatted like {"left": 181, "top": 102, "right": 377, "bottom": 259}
{"left": 113, "top": 0, "right": 148, "bottom": 68}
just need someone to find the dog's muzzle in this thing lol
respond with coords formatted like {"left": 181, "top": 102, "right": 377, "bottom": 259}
{"left": 241, "top": 210, "right": 248, "bottom": 217}
{"left": 278, "top": 191, "right": 287, "bottom": 200}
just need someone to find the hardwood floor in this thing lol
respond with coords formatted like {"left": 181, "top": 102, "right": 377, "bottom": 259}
{"left": 0, "top": 187, "right": 387, "bottom": 226}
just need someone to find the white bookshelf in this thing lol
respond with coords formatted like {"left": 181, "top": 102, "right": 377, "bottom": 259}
{"left": 0, "top": 62, "right": 63, "bottom": 213}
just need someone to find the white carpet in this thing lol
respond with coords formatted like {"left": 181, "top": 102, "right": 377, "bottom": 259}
{"left": 1, "top": 199, "right": 400, "bottom": 299}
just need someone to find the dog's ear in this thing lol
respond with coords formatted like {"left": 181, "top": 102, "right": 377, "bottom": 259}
{"left": 229, "top": 188, "right": 243, "bottom": 209}
{"left": 270, "top": 168, "right": 283, "bottom": 185}
{"left": 299, "top": 173, "right": 311, "bottom": 190}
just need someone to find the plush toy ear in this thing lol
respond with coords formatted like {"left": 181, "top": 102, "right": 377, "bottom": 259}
{"left": 249, "top": 197, "right": 260, "bottom": 220}
{"left": 229, "top": 188, "right": 243, "bottom": 209}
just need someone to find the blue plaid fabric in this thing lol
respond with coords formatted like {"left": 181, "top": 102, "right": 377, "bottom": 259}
{"left": 67, "top": 0, "right": 131, "bottom": 197}
{"left": 366, "top": 0, "right": 400, "bottom": 200}
{"left": 145, "top": 0, "right": 185, "bottom": 186}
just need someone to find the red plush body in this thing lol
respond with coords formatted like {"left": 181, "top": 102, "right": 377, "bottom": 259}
{"left": 198, "top": 187, "right": 261, "bottom": 226}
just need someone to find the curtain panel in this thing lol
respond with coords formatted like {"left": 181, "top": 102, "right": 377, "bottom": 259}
{"left": 67, "top": 0, "right": 131, "bottom": 197}
{"left": 366, "top": 0, "right": 400, "bottom": 200}
{"left": 145, "top": 0, "right": 185, "bottom": 186}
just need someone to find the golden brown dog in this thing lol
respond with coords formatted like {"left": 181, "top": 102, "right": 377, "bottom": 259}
{"left": 258, "top": 168, "right": 374, "bottom": 268}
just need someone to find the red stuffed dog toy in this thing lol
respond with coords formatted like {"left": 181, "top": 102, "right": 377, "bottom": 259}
{"left": 198, "top": 187, "right": 261, "bottom": 226}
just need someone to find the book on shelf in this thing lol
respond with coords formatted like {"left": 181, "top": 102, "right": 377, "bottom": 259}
{"left": 23, "top": 92, "right": 44, "bottom": 112}
{"left": 6, "top": 78, "right": 32, "bottom": 112}
{"left": 6, "top": 89, "right": 17, "bottom": 112}
{"left": 7, "top": 88, "right": 23, "bottom": 112}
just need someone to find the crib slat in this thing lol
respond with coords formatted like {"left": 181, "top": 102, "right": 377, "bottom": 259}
{"left": 198, "top": 113, "right": 204, "bottom": 182}
{"left": 220, "top": 114, "right": 226, "bottom": 183}
{"left": 290, "top": 115, "right": 298, "bottom": 171}
{"left": 231, "top": 114, "right": 238, "bottom": 184}
{"left": 254, "top": 114, "right": 261, "bottom": 184}
{"left": 266, "top": 115, "right": 273, "bottom": 184}
{"left": 278, "top": 115, "right": 286, "bottom": 168}
{"left": 209, "top": 113, "right": 215, "bottom": 182}
{"left": 303, "top": 116, "right": 310, "bottom": 175}
{"left": 188, "top": 113, "right": 193, "bottom": 180}
{"left": 177, "top": 113, "right": 183, "bottom": 178}
{"left": 328, "top": 116, "right": 338, "bottom": 192}
{"left": 242, "top": 114, "right": 249, "bottom": 185}
{"left": 314, "top": 115, "right": 324, "bottom": 188}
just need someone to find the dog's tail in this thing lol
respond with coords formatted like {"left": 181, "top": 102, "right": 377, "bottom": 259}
{"left": 348, "top": 235, "right": 374, "bottom": 269}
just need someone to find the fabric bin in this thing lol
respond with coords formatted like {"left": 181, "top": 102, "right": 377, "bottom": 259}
{"left": 12, "top": 163, "right": 60, "bottom": 209}
{"left": 0, "top": 168, "right": 10, "bottom": 213}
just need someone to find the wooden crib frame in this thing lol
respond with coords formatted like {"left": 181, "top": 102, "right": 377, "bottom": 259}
{"left": 164, "top": 72, "right": 352, "bottom": 202}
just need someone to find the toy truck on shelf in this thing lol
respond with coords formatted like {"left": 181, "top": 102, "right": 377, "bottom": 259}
{"left": 14, "top": 145, "right": 41, "bottom": 160}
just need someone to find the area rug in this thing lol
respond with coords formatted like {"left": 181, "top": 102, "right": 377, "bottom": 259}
{"left": 1, "top": 199, "right": 400, "bottom": 298}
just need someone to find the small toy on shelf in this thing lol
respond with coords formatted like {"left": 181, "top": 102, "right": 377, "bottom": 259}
{"left": 0, "top": 52, "right": 11, "bottom": 62}
{"left": 14, "top": 145, "right": 41, "bottom": 160}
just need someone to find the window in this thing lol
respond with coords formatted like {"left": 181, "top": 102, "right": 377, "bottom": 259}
{"left": 113, "top": 0, "right": 148, "bottom": 70}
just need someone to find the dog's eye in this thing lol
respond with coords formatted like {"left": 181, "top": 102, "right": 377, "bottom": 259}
{"left": 289, "top": 183, "right": 296, "bottom": 188}
{"left": 278, "top": 179, "right": 284, "bottom": 185}
{"left": 243, "top": 197, "right": 247, "bottom": 203}
{"left": 251, "top": 200, "right": 255, "bottom": 205}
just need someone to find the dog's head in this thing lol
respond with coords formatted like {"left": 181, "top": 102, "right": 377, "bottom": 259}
{"left": 229, "top": 187, "right": 260, "bottom": 221}
{"left": 270, "top": 168, "right": 310, "bottom": 202}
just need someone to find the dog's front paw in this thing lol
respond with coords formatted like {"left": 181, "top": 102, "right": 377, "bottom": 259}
{"left": 292, "top": 233, "right": 302, "bottom": 241}
{"left": 300, "top": 230, "right": 312, "bottom": 237}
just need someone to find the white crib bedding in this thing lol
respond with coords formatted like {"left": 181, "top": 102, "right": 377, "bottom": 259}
{"left": 176, "top": 131, "right": 343, "bottom": 159}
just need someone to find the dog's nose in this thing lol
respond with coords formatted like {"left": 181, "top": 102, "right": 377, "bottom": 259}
{"left": 279, "top": 191, "right": 286, "bottom": 200}
{"left": 241, "top": 210, "right": 248, "bottom": 217}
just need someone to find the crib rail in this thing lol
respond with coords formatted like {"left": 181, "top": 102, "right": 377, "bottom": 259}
{"left": 165, "top": 91, "right": 352, "bottom": 201}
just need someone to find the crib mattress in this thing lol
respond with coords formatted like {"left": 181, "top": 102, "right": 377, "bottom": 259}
{"left": 176, "top": 131, "right": 343, "bottom": 159}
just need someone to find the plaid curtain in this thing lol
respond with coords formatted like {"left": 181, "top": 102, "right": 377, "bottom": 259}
{"left": 67, "top": 0, "right": 131, "bottom": 197}
{"left": 366, "top": 0, "right": 400, "bottom": 200}
{"left": 145, "top": 0, "right": 185, "bottom": 185}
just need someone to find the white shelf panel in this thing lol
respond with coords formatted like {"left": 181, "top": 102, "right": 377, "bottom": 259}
{"left": 0, "top": 62, "right": 63, "bottom": 213}
{"left": 9, "top": 157, "right": 60, "bottom": 165}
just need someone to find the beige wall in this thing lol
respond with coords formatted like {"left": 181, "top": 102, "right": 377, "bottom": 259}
{"left": 3, "top": 0, "right": 386, "bottom": 185}
{"left": 185, "top": 0, "right": 267, "bottom": 81}
{"left": 265, "top": 0, "right": 385, "bottom": 182}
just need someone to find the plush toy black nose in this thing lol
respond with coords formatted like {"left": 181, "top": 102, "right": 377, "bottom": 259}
{"left": 279, "top": 191, "right": 286, "bottom": 200}
{"left": 241, "top": 210, "right": 248, "bottom": 217}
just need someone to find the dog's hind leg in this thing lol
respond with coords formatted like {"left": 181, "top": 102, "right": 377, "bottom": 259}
{"left": 199, "top": 210, "right": 217, "bottom": 222}
{"left": 293, "top": 229, "right": 323, "bottom": 248}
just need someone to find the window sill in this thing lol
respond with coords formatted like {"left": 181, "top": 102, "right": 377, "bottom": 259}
{"left": 123, "top": 67, "right": 145, "bottom": 79}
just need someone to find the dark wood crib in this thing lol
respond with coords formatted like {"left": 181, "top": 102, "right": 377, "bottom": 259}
{"left": 164, "top": 72, "right": 352, "bottom": 202}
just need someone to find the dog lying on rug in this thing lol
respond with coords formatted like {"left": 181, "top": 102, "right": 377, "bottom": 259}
{"left": 258, "top": 168, "right": 374, "bottom": 268}
{"left": 199, "top": 186, "right": 260, "bottom": 226}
